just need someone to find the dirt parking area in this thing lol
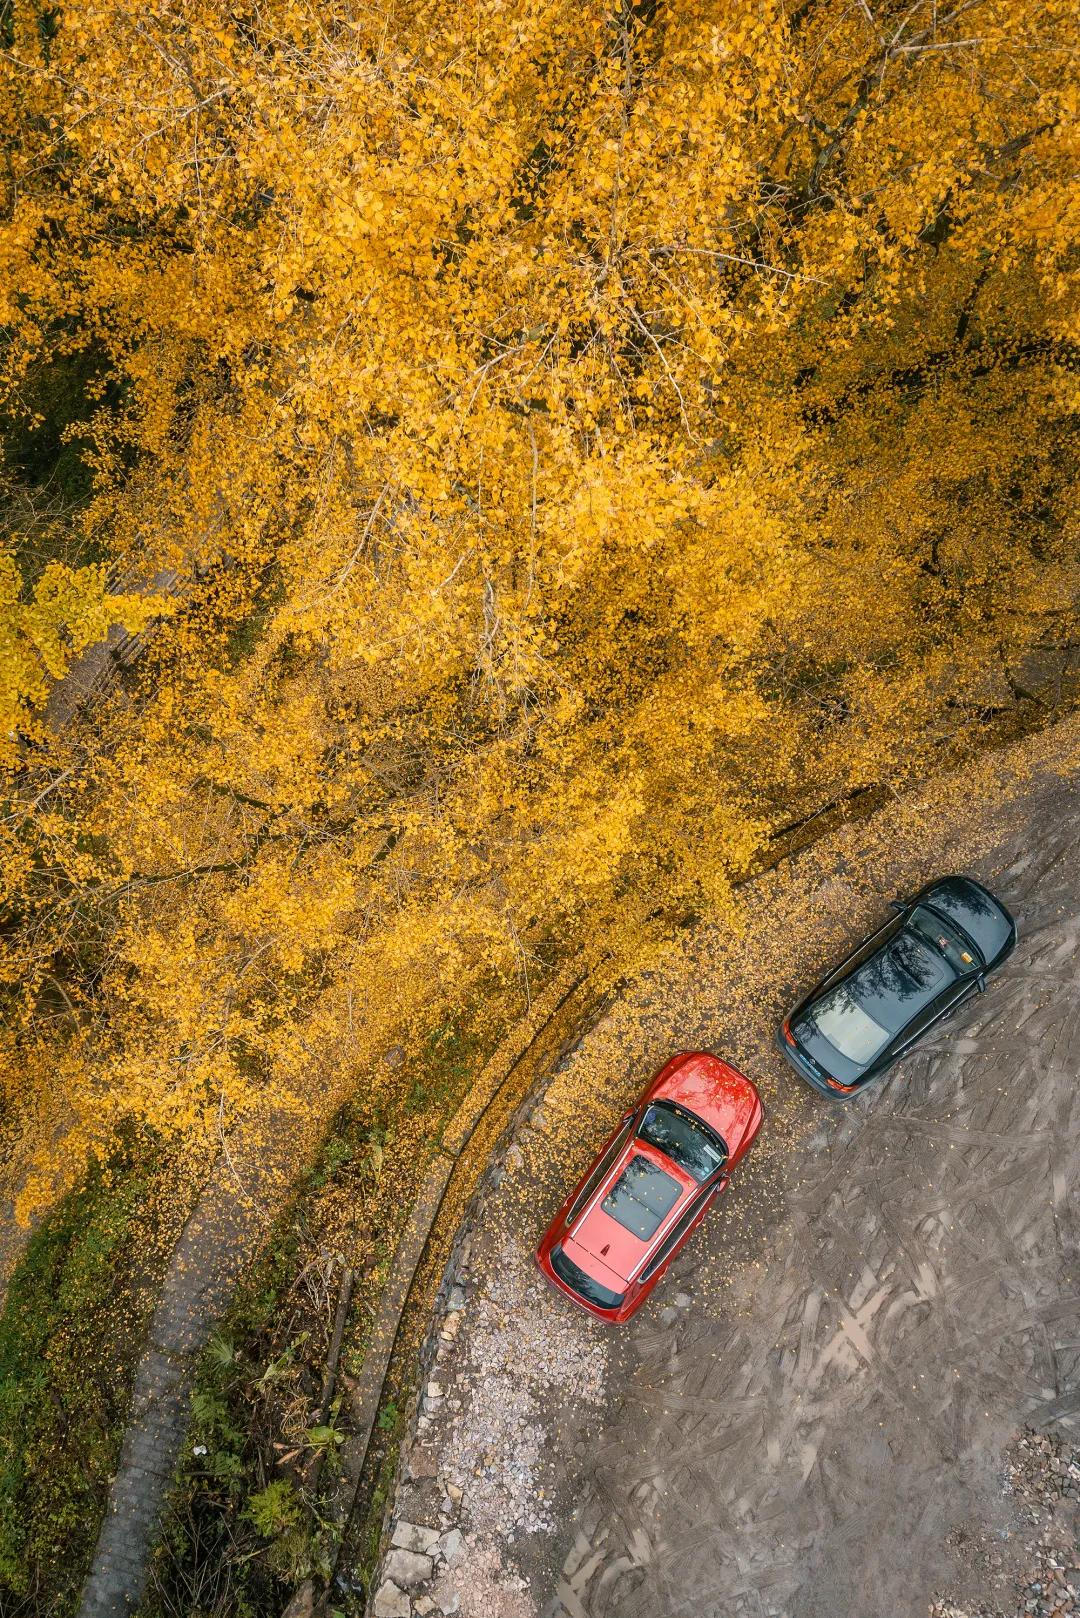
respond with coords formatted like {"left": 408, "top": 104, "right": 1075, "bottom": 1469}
{"left": 371, "top": 722, "right": 1080, "bottom": 1618}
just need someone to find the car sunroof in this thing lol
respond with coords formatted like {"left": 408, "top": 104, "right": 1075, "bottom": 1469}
{"left": 601, "top": 1153, "right": 682, "bottom": 1240}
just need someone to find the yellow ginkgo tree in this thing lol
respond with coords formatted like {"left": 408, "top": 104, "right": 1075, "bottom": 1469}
{"left": 0, "top": 0, "right": 1076, "bottom": 1218}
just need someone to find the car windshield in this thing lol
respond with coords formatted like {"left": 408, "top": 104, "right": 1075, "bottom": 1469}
{"left": 637, "top": 1101, "right": 726, "bottom": 1182}
{"left": 602, "top": 1153, "right": 682, "bottom": 1240}
{"left": 550, "top": 1245, "right": 624, "bottom": 1310}
{"left": 908, "top": 906, "right": 979, "bottom": 975}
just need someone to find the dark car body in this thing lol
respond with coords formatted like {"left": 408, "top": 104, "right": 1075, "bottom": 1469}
{"left": 536, "top": 1052, "right": 763, "bottom": 1323}
{"left": 778, "top": 874, "right": 1016, "bottom": 1099}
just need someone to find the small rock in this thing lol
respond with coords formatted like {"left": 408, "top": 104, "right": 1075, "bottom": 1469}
{"left": 446, "top": 1482, "right": 463, "bottom": 1504}
{"left": 281, "top": 1581, "right": 316, "bottom": 1618}
{"left": 408, "top": 1446, "right": 439, "bottom": 1481}
{"left": 392, "top": 1520, "right": 440, "bottom": 1554}
{"left": 384, "top": 1548, "right": 433, "bottom": 1588}
{"left": 415, "top": 1601, "right": 436, "bottom": 1617}
{"left": 438, "top": 1597, "right": 461, "bottom": 1617}
{"left": 372, "top": 1580, "right": 411, "bottom": 1618}
{"left": 427, "top": 1381, "right": 444, "bottom": 1399}
{"left": 674, "top": 1292, "right": 691, "bottom": 1308}
{"left": 437, "top": 1528, "right": 464, "bottom": 1565}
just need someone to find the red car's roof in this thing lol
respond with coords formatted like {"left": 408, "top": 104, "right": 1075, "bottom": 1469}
{"left": 567, "top": 1138, "right": 695, "bottom": 1285}
{"left": 561, "top": 1054, "right": 761, "bottom": 1288}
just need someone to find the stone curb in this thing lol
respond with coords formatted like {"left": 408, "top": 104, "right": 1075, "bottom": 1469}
{"left": 360, "top": 987, "right": 607, "bottom": 1618}
{"left": 319, "top": 956, "right": 612, "bottom": 1573}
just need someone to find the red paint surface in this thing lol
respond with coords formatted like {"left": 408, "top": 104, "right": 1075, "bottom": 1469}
{"left": 536, "top": 1051, "right": 763, "bottom": 1323}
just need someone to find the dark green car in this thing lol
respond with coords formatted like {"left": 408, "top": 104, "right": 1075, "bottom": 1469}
{"left": 778, "top": 874, "right": 1016, "bottom": 1098}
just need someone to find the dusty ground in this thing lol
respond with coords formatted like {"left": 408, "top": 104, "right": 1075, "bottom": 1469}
{"left": 370, "top": 718, "right": 1080, "bottom": 1618}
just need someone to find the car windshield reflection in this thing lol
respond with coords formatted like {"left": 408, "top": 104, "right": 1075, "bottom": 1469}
{"left": 637, "top": 1100, "right": 726, "bottom": 1182}
{"left": 909, "top": 906, "right": 978, "bottom": 974}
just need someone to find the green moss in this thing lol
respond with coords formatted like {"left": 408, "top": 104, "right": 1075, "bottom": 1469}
{"left": 0, "top": 1132, "right": 163, "bottom": 1613}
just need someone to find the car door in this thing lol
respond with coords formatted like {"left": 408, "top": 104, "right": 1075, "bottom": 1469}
{"left": 893, "top": 980, "right": 974, "bottom": 1058}
{"left": 924, "top": 976, "right": 981, "bottom": 1038}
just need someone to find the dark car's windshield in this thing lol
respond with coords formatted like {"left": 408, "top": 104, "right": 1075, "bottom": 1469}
{"left": 804, "top": 932, "right": 950, "bottom": 1070}
{"left": 550, "top": 1245, "right": 624, "bottom": 1310}
{"left": 908, "top": 906, "right": 980, "bottom": 975}
{"left": 637, "top": 1101, "right": 726, "bottom": 1182}
{"left": 602, "top": 1153, "right": 682, "bottom": 1240}
{"left": 921, "top": 877, "right": 1007, "bottom": 964}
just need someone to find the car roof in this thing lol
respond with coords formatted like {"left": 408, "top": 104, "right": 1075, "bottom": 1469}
{"left": 847, "top": 930, "right": 951, "bottom": 1031}
{"left": 568, "top": 1137, "right": 694, "bottom": 1285}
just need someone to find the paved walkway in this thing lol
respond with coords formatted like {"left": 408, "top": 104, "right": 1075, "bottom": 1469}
{"left": 78, "top": 1109, "right": 305, "bottom": 1618}
{"left": 372, "top": 722, "right": 1080, "bottom": 1618}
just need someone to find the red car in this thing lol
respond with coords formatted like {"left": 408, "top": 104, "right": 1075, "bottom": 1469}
{"left": 536, "top": 1052, "right": 763, "bottom": 1323}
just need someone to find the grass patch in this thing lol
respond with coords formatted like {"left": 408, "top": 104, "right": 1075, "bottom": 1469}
{"left": 0, "top": 1129, "right": 171, "bottom": 1615}
{"left": 142, "top": 993, "right": 513, "bottom": 1616}
{"left": 141, "top": 1115, "right": 388, "bottom": 1618}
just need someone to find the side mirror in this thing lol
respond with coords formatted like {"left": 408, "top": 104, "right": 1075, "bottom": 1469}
{"left": 976, "top": 975, "right": 987, "bottom": 993}
{"left": 889, "top": 898, "right": 906, "bottom": 914}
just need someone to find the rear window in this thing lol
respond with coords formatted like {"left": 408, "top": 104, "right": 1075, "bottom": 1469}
{"left": 602, "top": 1153, "right": 682, "bottom": 1240}
{"left": 550, "top": 1245, "right": 625, "bottom": 1310}
{"left": 809, "top": 990, "right": 891, "bottom": 1065}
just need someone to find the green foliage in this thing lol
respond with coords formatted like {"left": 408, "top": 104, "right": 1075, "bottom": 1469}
{"left": 0, "top": 1135, "right": 161, "bottom": 1612}
{"left": 142, "top": 1142, "right": 346, "bottom": 1615}
{"left": 1, "top": 345, "right": 110, "bottom": 513}
{"left": 245, "top": 1480, "right": 302, "bottom": 1538}
{"left": 407, "top": 1016, "right": 495, "bottom": 1118}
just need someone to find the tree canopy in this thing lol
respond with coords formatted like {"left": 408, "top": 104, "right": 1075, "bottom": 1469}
{"left": 1, "top": 0, "right": 1077, "bottom": 1214}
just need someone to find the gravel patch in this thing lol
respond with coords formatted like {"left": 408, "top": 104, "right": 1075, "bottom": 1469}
{"left": 427, "top": 1541, "right": 533, "bottom": 1618}
{"left": 441, "top": 1241, "right": 606, "bottom": 1540}
{"left": 931, "top": 1431, "right": 1080, "bottom": 1618}
{"left": 373, "top": 1239, "right": 607, "bottom": 1617}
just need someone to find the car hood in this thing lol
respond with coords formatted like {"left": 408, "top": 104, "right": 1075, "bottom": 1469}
{"left": 661, "top": 1052, "right": 760, "bottom": 1152}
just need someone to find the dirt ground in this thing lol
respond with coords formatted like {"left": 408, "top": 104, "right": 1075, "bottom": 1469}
{"left": 371, "top": 719, "right": 1080, "bottom": 1618}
